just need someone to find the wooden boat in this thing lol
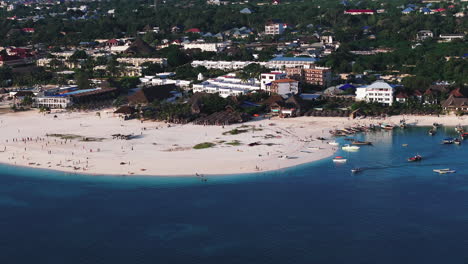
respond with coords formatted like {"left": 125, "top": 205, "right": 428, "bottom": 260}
{"left": 433, "top": 168, "right": 456, "bottom": 174}
{"left": 333, "top": 156, "right": 347, "bottom": 163}
{"left": 342, "top": 144, "right": 360, "bottom": 151}
{"left": 352, "top": 141, "right": 372, "bottom": 145}
{"left": 443, "top": 138, "right": 455, "bottom": 144}
{"left": 408, "top": 155, "right": 422, "bottom": 162}
{"left": 381, "top": 124, "right": 395, "bottom": 130}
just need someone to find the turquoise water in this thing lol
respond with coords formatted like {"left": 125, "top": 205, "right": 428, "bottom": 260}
{"left": 1, "top": 127, "right": 468, "bottom": 263}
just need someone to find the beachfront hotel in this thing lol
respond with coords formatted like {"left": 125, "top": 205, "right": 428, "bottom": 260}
{"left": 355, "top": 80, "right": 395, "bottom": 106}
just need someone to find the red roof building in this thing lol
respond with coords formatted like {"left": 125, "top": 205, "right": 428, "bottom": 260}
{"left": 185, "top": 28, "right": 201, "bottom": 33}
{"left": 22, "top": 28, "right": 35, "bottom": 33}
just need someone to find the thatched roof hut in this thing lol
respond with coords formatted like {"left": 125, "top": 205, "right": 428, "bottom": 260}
{"left": 114, "top": 105, "right": 136, "bottom": 115}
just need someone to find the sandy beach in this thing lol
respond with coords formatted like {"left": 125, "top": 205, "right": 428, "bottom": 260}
{"left": 0, "top": 109, "right": 467, "bottom": 177}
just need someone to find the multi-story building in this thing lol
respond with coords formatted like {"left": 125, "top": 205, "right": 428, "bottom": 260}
{"left": 303, "top": 67, "right": 332, "bottom": 87}
{"left": 116, "top": 57, "right": 167, "bottom": 67}
{"left": 192, "top": 73, "right": 261, "bottom": 98}
{"left": 268, "top": 57, "right": 317, "bottom": 70}
{"left": 285, "top": 66, "right": 332, "bottom": 87}
{"left": 265, "top": 20, "right": 285, "bottom": 35}
{"left": 260, "top": 72, "right": 286, "bottom": 90}
{"left": 270, "top": 79, "right": 299, "bottom": 98}
{"left": 416, "top": 30, "right": 434, "bottom": 41}
{"left": 181, "top": 42, "right": 228, "bottom": 52}
{"left": 191, "top": 60, "right": 268, "bottom": 70}
{"left": 355, "top": 80, "right": 394, "bottom": 106}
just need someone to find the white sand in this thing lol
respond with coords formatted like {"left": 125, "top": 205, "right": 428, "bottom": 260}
{"left": 0, "top": 109, "right": 466, "bottom": 176}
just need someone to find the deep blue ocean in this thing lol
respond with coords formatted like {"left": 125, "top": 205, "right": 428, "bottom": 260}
{"left": 1, "top": 126, "right": 468, "bottom": 264}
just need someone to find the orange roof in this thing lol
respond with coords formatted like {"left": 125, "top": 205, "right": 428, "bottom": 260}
{"left": 272, "top": 78, "right": 298, "bottom": 83}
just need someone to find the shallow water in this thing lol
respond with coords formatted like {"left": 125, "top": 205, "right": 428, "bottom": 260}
{"left": 1, "top": 127, "right": 468, "bottom": 263}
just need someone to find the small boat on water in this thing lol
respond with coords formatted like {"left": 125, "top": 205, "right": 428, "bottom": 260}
{"left": 462, "top": 133, "right": 468, "bottom": 139}
{"left": 381, "top": 124, "right": 395, "bottom": 130}
{"left": 342, "top": 144, "right": 360, "bottom": 151}
{"left": 433, "top": 123, "right": 441, "bottom": 128}
{"left": 402, "top": 144, "right": 408, "bottom": 147}
{"left": 455, "top": 138, "right": 462, "bottom": 145}
{"left": 428, "top": 129, "right": 436, "bottom": 136}
{"left": 433, "top": 168, "right": 456, "bottom": 174}
{"left": 333, "top": 156, "right": 347, "bottom": 163}
{"left": 443, "top": 138, "right": 455, "bottom": 144}
{"left": 351, "top": 168, "right": 363, "bottom": 173}
{"left": 328, "top": 141, "right": 339, "bottom": 146}
{"left": 352, "top": 141, "right": 372, "bottom": 145}
{"left": 408, "top": 155, "right": 422, "bottom": 162}
{"left": 455, "top": 125, "right": 464, "bottom": 133}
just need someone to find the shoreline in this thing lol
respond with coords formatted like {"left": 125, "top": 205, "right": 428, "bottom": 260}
{"left": 0, "top": 109, "right": 466, "bottom": 177}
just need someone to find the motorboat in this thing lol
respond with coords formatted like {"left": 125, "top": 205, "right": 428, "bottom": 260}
{"left": 442, "top": 138, "right": 455, "bottom": 144}
{"left": 408, "top": 155, "right": 422, "bottom": 162}
{"left": 433, "top": 168, "right": 456, "bottom": 174}
{"left": 342, "top": 144, "right": 360, "bottom": 151}
{"left": 332, "top": 156, "right": 347, "bottom": 163}
{"left": 428, "top": 129, "right": 436, "bottom": 136}
{"left": 351, "top": 141, "right": 372, "bottom": 145}
{"left": 402, "top": 144, "right": 408, "bottom": 147}
{"left": 351, "top": 168, "right": 363, "bottom": 173}
{"left": 454, "top": 138, "right": 462, "bottom": 145}
{"left": 327, "top": 141, "right": 339, "bottom": 146}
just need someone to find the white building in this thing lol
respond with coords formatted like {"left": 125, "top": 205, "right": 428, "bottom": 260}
{"left": 439, "top": 34, "right": 465, "bottom": 42}
{"left": 268, "top": 57, "right": 317, "bottom": 70}
{"left": 270, "top": 79, "right": 300, "bottom": 97}
{"left": 182, "top": 42, "right": 228, "bottom": 52}
{"left": 192, "top": 73, "right": 261, "bottom": 98}
{"left": 265, "top": 20, "right": 285, "bottom": 35}
{"left": 355, "top": 80, "right": 395, "bottom": 106}
{"left": 191, "top": 60, "right": 267, "bottom": 70}
{"left": 33, "top": 96, "right": 72, "bottom": 109}
{"left": 139, "top": 76, "right": 191, "bottom": 89}
{"left": 117, "top": 57, "right": 167, "bottom": 67}
{"left": 260, "top": 72, "right": 286, "bottom": 90}
{"left": 416, "top": 30, "right": 434, "bottom": 41}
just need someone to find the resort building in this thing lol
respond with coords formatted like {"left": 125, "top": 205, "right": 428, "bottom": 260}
{"left": 260, "top": 72, "right": 287, "bottom": 90}
{"left": 191, "top": 60, "right": 267, "bottom": 70}
{"left": 268, "top": 57, "right": 317, "bottom": 70}
{"left": 139, "top": 76, "right": 191, "bottom": 89}
{"left": 355, "top": 80, "right": 395, "bottom": 106}
{"left": 442, "top": 95, "right": 468, "bottom": 113}
{"left": 269, "top": 79, "right": 300, "bottom": 98}
{"left": 285, "top": 65, "right": 332, "bottom": 87}
{"left": 33, "top": 87, "right": 118, "bottom": 109}
{"left": 116, "top": 57, "right": 167, "bottom": 67}
{"left": 192, "top": 73, "right": 261, "bottom": 98}
{"left": 181, "top": 42, "right": 228, "bottom": 52}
